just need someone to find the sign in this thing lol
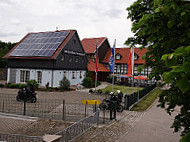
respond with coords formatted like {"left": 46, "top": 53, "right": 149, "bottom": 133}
{"left": 82, "top": 100, "right": 100, "bottom": 105}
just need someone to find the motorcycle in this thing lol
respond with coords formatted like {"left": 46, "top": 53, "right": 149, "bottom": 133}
{"left": 16, "top": 84, "right": 37, "bottom": 103}
{"left": 99, "top": 92, "right": 124, "bottom": 112}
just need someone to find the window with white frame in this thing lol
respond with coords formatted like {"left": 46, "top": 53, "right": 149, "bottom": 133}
{"left": 20, "top": 70, "right": 30, "bottom": 83}
{"left": 37, "top": 71, "right": 42, "bottom": 84}
{"left": 116, "top": 54, "right": 121, "bottom": 60}
{"left": 79, "top": 71, "right": 82, "bottom": 79}
{"left": 64, "top": 71, "right": 67, "bottom": 78}
{"left": 134, "top": 53, "right": 138, "bottom": 60}
{"left": 72, "top": 71, "right": 76, "bottom": 79}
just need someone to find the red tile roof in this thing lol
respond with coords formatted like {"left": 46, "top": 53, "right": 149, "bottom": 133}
{"left": 87, "top": 60, "right": 110, "bottom": 72}
{"left": 81, "top": 37, "right": 107, "bottom": 54}
{"left": 4, "top": 30, "right": 76, "bottom": 60}
{"left": 102, "top": 48, "right": 147, "bottom": 64}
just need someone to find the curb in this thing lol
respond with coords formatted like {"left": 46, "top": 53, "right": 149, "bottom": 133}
{"left": 0, "top": 112, "right": 38, "bottom": 121}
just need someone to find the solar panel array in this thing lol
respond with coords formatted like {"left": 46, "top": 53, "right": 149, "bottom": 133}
{"left": 9, "top": 31, "right": 70, "bottom": 57}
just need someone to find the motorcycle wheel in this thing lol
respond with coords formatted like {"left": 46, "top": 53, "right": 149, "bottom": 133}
{"left": 117, "top": 105, "right": 124, "bottom": 112}
{"left": 16, "top": 95, "right": 22, "bottom": 101}
{"left": 99, "top": 103, "right": 108, "bottom": 110}
{"left": 30, "top": 96, "right": 37, "bottom": 103}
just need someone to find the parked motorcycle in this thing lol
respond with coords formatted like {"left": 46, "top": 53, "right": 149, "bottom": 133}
{"left": 99, "top": 92, "right": 124, "bottom": 112}
{"left": 16, "top": 84, "right": 37, "bottom": 103}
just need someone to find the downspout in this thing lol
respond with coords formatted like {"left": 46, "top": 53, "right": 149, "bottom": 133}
{"left": 51, "top": 60, "right": 55, "bottom": 87}
{"left": 51, "top": 69, "right": 54, "bottom": 87}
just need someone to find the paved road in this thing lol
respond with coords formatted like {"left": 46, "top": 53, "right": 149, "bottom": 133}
{"left": 117, "top": 99, "right": 181, "bottom": 142}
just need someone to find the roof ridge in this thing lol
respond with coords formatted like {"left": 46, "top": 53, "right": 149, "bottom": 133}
{"left": 82, "top": 37, "right": 107, "bottom": 40}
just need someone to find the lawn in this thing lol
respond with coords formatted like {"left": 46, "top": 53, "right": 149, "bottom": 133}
{"left": 101, "top": 85, "right": 143, "bottom": 95}
{"left": 131, "top": 88, "right": 163, "bottom": 111}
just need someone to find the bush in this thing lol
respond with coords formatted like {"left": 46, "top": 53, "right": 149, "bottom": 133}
{"left": 8, "top": 84, "right": 20, "bottom": 88}
{"left": 0, "top": 84, "right": 4, "bottom": 87}
{"left": 19, "top": 84, "right": 26, "bottom": 89}
{"left": 27, "top": 80, "right": 39, "bottom": 90}
{"left": 96, "top": 81, "right": 101, "bottom": 86}
{"left": 82, "top": 77, "right": 93, "bottom": 88}
{"left": 59, "top": 77, "right": 70, "bottom": 90}
{"left": 106, "top": 76, "right": 116, "bottom": 83}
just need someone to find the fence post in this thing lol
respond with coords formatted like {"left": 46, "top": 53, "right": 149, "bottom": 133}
{"left": 23, "top": 100, "right": 26, "bottom": 115}
{"left": 124, "top": 94, "right": 127, "bottom": 110}
{"left": 85, "top": 101, "right": 88, "bottom": 117}
{"left": 62, "top": 100, "right": 65, "bottom": 121}
{"left": 127, "top": 95, "right": 130, "bottom": 110}
{"left": 3, "top": 100, "right": 4, "bottom": 113}
{"left": 96, "top": 109, "right": 100, "bottom": 126}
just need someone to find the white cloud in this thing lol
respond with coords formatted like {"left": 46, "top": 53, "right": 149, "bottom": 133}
{"left": 0, "top": 0, "right": 135, "bottom": 47}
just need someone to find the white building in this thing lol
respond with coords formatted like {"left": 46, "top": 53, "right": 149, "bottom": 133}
{"left": 4, "top": 30, "right": 88, "bottom": 87}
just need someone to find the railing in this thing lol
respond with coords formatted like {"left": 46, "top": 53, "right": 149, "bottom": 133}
{"left": 56, "top": 109, "right": 99, "bottom": 142}
{"left": 124, "top": 84, "right": 156, "bottom": 110}
{"left": 0, "top": 133, "right": 42, "bottom": 142}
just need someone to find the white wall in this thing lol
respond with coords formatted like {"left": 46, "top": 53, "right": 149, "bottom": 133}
{"left": 8, "top": 68, "right": 86, "bottom": 88}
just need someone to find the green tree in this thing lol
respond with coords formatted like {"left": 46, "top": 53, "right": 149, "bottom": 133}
{"left": 126, "top": 0, "right": 190, "bottom": 137}
{"left": 0, "top": 40, "right": 17, "bottom": 68}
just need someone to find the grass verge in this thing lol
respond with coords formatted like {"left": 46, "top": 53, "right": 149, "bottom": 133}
{"left": 131, "top": 88, "right": 163, "bottom": 111}
{"left": 101, "top": 85, "right": 143, "bottom": 94}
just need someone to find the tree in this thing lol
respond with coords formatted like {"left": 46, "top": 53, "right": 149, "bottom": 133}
{"left": 126, "top": 0, "right": 190, "bottom": 137}
{"left": 0, "top": 40, "right": 17, "bottom": 68}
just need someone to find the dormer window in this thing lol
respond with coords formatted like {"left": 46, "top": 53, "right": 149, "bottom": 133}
{"left": 115, "top": 53, "right": 122, "bottom": 60}
{"left": 134, "top": 53, "right": 139, "bottom": 60}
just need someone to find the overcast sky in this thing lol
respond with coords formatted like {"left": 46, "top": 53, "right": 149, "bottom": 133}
{"left": 0, "top": 0, "right": 135, "bottom": 47}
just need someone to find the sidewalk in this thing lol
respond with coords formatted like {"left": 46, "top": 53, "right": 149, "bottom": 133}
{"left": 117, "top": 99, "right": 181, "bottom": 142}
{"left": 74, "top": 98, "right": 181, "bottom": 142}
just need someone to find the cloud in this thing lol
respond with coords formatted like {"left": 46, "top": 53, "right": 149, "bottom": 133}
{"left": 0, "top": 0, "right": 135, "bottom": 46}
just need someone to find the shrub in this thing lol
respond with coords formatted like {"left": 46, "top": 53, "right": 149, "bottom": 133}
{"left": 0, "top": 84, "right": 4, "bottom": 87}
{"left": 8, "top": 84, "right": 19, "bottom": 88}
{"left": 19, "top": 84, "right": 26, "bottom": 89}
{"left": 82, "top": 77, "right": 93, "bottom": 88}
{"left": 27, "top": 80, "right": 39, "bottom": 90}
{"left": 59, "top": 77, "right": 70, "bottom": 90}
{"left": 96, "top": 81, "right": 101, "bottom": 86}
{"left": 106, "top": 76, "right": 116, "bottom": 83}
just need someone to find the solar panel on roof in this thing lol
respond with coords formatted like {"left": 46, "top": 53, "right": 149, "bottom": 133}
{"left": 9, "top": 31, "right": 70, "bottom": 57}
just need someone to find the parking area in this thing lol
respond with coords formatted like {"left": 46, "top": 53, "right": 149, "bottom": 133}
{"left": 0, "top": 88, "right": 105, "bottom": 104}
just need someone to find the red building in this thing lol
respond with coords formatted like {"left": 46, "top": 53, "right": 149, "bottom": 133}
{"left": 81, "top": 37, "right": 110, "bottom": 81}
{"left": 82, "top": 37, "right": 155, "bottom": 85}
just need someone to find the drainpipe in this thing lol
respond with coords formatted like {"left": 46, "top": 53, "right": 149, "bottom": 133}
{"left": 51, "top": 70, "right": 54, "bottom": 87}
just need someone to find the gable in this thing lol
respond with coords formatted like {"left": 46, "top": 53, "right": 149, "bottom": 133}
{"left": 55, "top": 31, "right": 88, "bottom": 70}
{"left": 81, "top": 37, "right": 106, "bottom": 54}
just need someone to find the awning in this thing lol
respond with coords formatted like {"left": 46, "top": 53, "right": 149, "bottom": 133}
{"left": 133, "top": 76, "right": 148, "bottom": 80}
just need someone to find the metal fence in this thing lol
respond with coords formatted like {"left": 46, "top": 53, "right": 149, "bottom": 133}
{"left": 0, "top": 93, "right": 100, "bottom": 142}
{"left": 124, "top": 84, "right": 156, "bottom": 110}
{"left": 0, "top": 93, "right": 98, "bottom": 121}
{"left": 56, "top": 110, "right": 99, "bottom": 142}
{"left": 0, "top": 133, "right": 42, "bottom": 142}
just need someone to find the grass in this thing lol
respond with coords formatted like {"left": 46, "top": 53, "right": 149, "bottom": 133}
{"left": 101, "top": 85, "right": 143, "bottom": 95}
{"left": 131, "top": 88, "right": 163, "bottom": 111}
